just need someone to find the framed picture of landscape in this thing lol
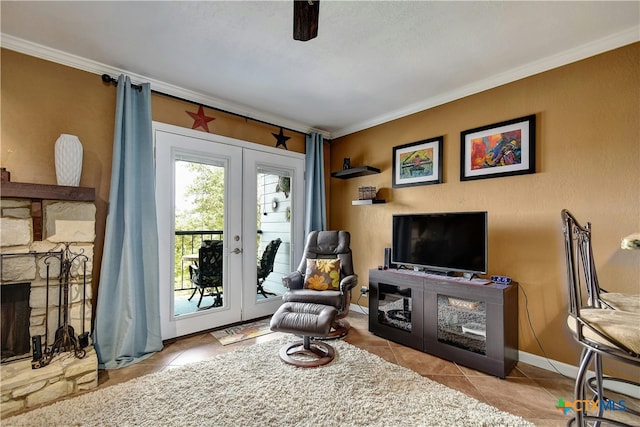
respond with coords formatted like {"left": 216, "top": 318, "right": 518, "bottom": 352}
{"left": 392, "top": 136, "right": 444, "bottom": 188}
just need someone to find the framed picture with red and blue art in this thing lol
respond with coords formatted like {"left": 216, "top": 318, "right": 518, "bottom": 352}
{"left": 460, "top": 114, "right": 536, "bottom": 181}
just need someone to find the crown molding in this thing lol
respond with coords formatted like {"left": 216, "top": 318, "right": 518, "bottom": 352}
{"left": 331, "top": 26, "right": 640, "bottom": 138}
{"left": 0, "top": 34, "right": 330, "bottom": 139}
{"left": 3, "top": 26, "right": 638, "bottom": 140}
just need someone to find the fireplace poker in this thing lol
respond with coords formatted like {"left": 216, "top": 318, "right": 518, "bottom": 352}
{"left": 78, "top": 260, "right": 89, "bottom": 348}
{"left": 33, "top": 254, "right": 55, "bottom": 369}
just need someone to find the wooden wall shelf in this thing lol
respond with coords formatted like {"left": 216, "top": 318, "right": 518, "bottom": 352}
{"left": 1, "top": 182, "right": 95, "bottom": 201}
{"left": 331, "top": 166, "right": 380, "bottom": 179}
{"left": 352, "top": 199, "right": 385, "bottom": 205}
{"left": 1, "top": 181, "right": 96, "bottom": 241}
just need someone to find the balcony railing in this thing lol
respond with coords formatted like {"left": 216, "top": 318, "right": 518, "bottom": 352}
{"left": 174, "top": 230, "right": 262, "bottom": 291}
{"left": 174, "top": 230, "right": 223, "bottom": 291}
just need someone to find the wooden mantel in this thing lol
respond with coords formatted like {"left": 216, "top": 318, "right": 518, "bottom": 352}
{"left": 1, "top": 181, "right": 95, "bottom": 201}
{"left": 1, "top": 181, "right": 96, "bottom": 240}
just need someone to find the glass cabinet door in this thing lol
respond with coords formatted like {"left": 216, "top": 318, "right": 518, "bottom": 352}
{"left": 437, "top": 294, "right": 487, "bottom": 355}
{"left": 377, "top": 283, "right": 413, "bottom": 332}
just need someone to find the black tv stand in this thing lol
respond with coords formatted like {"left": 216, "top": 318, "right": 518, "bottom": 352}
{"left": 368, "top": 268, "right": 518, "bottom": 378}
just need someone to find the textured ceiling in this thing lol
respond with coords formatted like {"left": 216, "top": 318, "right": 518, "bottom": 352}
{"left": 1, "top": 1, "right": 638, "bottom": 138}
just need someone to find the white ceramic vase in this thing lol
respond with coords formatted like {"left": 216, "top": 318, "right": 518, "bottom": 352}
{"left": 54, "top": 134, "right": 83, "bottom": 186}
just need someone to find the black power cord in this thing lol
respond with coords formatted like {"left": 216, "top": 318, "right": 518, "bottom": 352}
{"left": 354, "top": 288, "right": 369, "bottom": 315}
{"left": 519, "top": 284, "right": 571, "bottom": 379}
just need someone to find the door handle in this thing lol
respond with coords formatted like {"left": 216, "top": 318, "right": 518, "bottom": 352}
{"left": 231, "top": 248, "right": 243, "bottom": 254}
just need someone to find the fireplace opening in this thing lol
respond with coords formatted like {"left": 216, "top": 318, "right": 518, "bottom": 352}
{"left": 1, "top": 282, "right": 31, "bottom": 363}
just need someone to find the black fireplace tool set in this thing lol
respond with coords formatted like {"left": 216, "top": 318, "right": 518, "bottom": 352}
{"left": 32, "top": 243, "right": 89, "bottom": 369}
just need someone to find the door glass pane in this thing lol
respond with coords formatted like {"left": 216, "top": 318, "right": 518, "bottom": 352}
{"left": 256, "top": 170, "right": 291, "bottom": 301}
{"left": 174, "top": 159, "right": 225, "bottom": 316}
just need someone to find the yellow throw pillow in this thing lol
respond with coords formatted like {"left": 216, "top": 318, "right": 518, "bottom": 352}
{"left": 303, "top": 259, "right": 341, "bottom": 291}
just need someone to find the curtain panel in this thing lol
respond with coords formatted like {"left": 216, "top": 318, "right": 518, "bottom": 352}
{"left": 304, "top": 132, "right": 327, "bottom": 234}
{"left": 92, "top": 75, "right": 162, "bottom": 369}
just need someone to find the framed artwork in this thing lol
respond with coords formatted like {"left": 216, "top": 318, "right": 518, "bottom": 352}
{"left": 392, "top": 136, "right": 443, "bottom": 188}
{"left": 460, "top": 114, "right": 536, "bottom": 181}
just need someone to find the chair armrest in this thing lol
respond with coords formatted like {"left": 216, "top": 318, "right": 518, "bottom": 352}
{"left": 340, "top": 274, "right": 358, "bottom": 293}
{"left": 189, "top": 264, "right": 199, "bottom": 281}
{"left": 282, "top": 271, "right": 304, "bottom": 290}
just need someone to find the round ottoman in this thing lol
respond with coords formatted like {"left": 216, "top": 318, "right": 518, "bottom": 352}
{"left": 270, "top": 302, "right": 338, "bottom": 367}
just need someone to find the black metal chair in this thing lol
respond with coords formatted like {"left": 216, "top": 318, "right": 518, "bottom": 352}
{"left": 257, "top": 238, "right": 282, "bottom": 298}
{"left": 561, "top": 209, "right": 640, "bottom": 427}
{"left": 188, "top": 240, "right": 224, "bottom": 309}
{"left": 562, "top": 212, "right": 639, "bottom": 314}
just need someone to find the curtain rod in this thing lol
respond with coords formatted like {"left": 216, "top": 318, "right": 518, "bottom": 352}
{"left": 100, "top": 74, "right": 308, "bottom": 136}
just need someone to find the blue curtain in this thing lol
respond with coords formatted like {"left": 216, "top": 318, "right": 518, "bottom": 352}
{"left": 92, "top": 75, "right": 162, "bottom": 369}
{"left": 304, "top": 132, "right": 327, "bottom": 234}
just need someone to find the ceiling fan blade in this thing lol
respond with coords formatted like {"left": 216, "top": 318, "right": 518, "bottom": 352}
{"left": 293, "top": 0, "right": 319, "bottom": 41}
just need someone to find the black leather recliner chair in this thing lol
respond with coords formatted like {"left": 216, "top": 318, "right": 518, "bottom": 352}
{"left": 281, "top": 230, "right": 358, "bottom": 338}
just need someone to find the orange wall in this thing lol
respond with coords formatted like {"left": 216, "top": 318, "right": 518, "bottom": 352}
{"left": 329, "top": 43, "right": 640, "bottom": 371}
{"left": 1, "top": 48, "right": 304, "bottom": 306}
{"left": 2, "top": 44, "right": 639, "bottom": 373}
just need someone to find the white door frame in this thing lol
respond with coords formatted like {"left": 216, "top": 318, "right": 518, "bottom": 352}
{"left": 242, "top": 149, "right": 305, "bottom": 319}
{"left": 154, "top": 122, "right": 305, "bottom": 340}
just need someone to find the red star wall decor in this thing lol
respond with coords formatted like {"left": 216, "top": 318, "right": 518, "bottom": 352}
{"left": 186, "top": 105, "right": 215, "bottom": 132}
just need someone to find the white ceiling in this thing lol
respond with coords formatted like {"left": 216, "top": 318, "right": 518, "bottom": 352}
{"left": 1, "top": 1, "right": 638, "bottom": 138}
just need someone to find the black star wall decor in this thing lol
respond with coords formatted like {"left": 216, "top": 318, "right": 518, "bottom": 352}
{"left": 272, "top": 127, "right": 290, "bottom": 150}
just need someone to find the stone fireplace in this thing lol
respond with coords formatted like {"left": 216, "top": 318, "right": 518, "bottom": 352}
{"left": 1, "top": 182, "right": 98, "bottom": 417}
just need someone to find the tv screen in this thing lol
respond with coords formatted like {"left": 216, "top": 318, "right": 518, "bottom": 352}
{"left": 392, "top": 211, "right": 488, "bottom": 275}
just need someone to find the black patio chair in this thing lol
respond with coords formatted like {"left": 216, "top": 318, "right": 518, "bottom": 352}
{"left": 188, "top": 240, "right": 224, "bottom": 309}
{"left": 257, "top": 238, "right": 282, "bottom": 298}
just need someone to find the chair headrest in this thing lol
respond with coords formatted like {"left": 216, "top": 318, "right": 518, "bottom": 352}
{"left": 306, "top": 230, "right": 351, "bottom": 255}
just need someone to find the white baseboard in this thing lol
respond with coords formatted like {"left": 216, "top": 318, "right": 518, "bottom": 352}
{"left": 350, "top": 303, "right": 369, "bottom": 315}
{"left": 518, "top": 350, "right": 640, "bottom": 398}
{"left": 350, "top": 304, "right": 638, "bottom": 398}
{"left": 518, "top": 349, "right": 579, "bottom": 379}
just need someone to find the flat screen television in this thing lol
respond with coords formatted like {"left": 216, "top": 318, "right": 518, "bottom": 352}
{"left": 392, "top": 211, "right": 488, "bottom": 275}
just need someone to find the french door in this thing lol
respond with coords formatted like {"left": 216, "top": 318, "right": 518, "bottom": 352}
{"left": 154, "top": 123, "right": 304, "bottom": 340}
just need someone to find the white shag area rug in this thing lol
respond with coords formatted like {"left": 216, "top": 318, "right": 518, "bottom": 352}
{"left": 5, "top": 337, "right": 534, "bottom": 427}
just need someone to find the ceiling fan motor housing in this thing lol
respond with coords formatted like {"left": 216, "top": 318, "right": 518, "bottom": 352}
{"left": 293, "top": 0, "right": 319, "bottom": 41}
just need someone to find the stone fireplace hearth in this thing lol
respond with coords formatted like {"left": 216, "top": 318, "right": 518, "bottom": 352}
{"left": 1, "top": 183, "right": 98, "bottom": 417}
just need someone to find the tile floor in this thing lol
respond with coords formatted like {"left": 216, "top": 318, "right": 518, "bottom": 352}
{"left": 9, "top": 312, "right": 640, "bottom": 426}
